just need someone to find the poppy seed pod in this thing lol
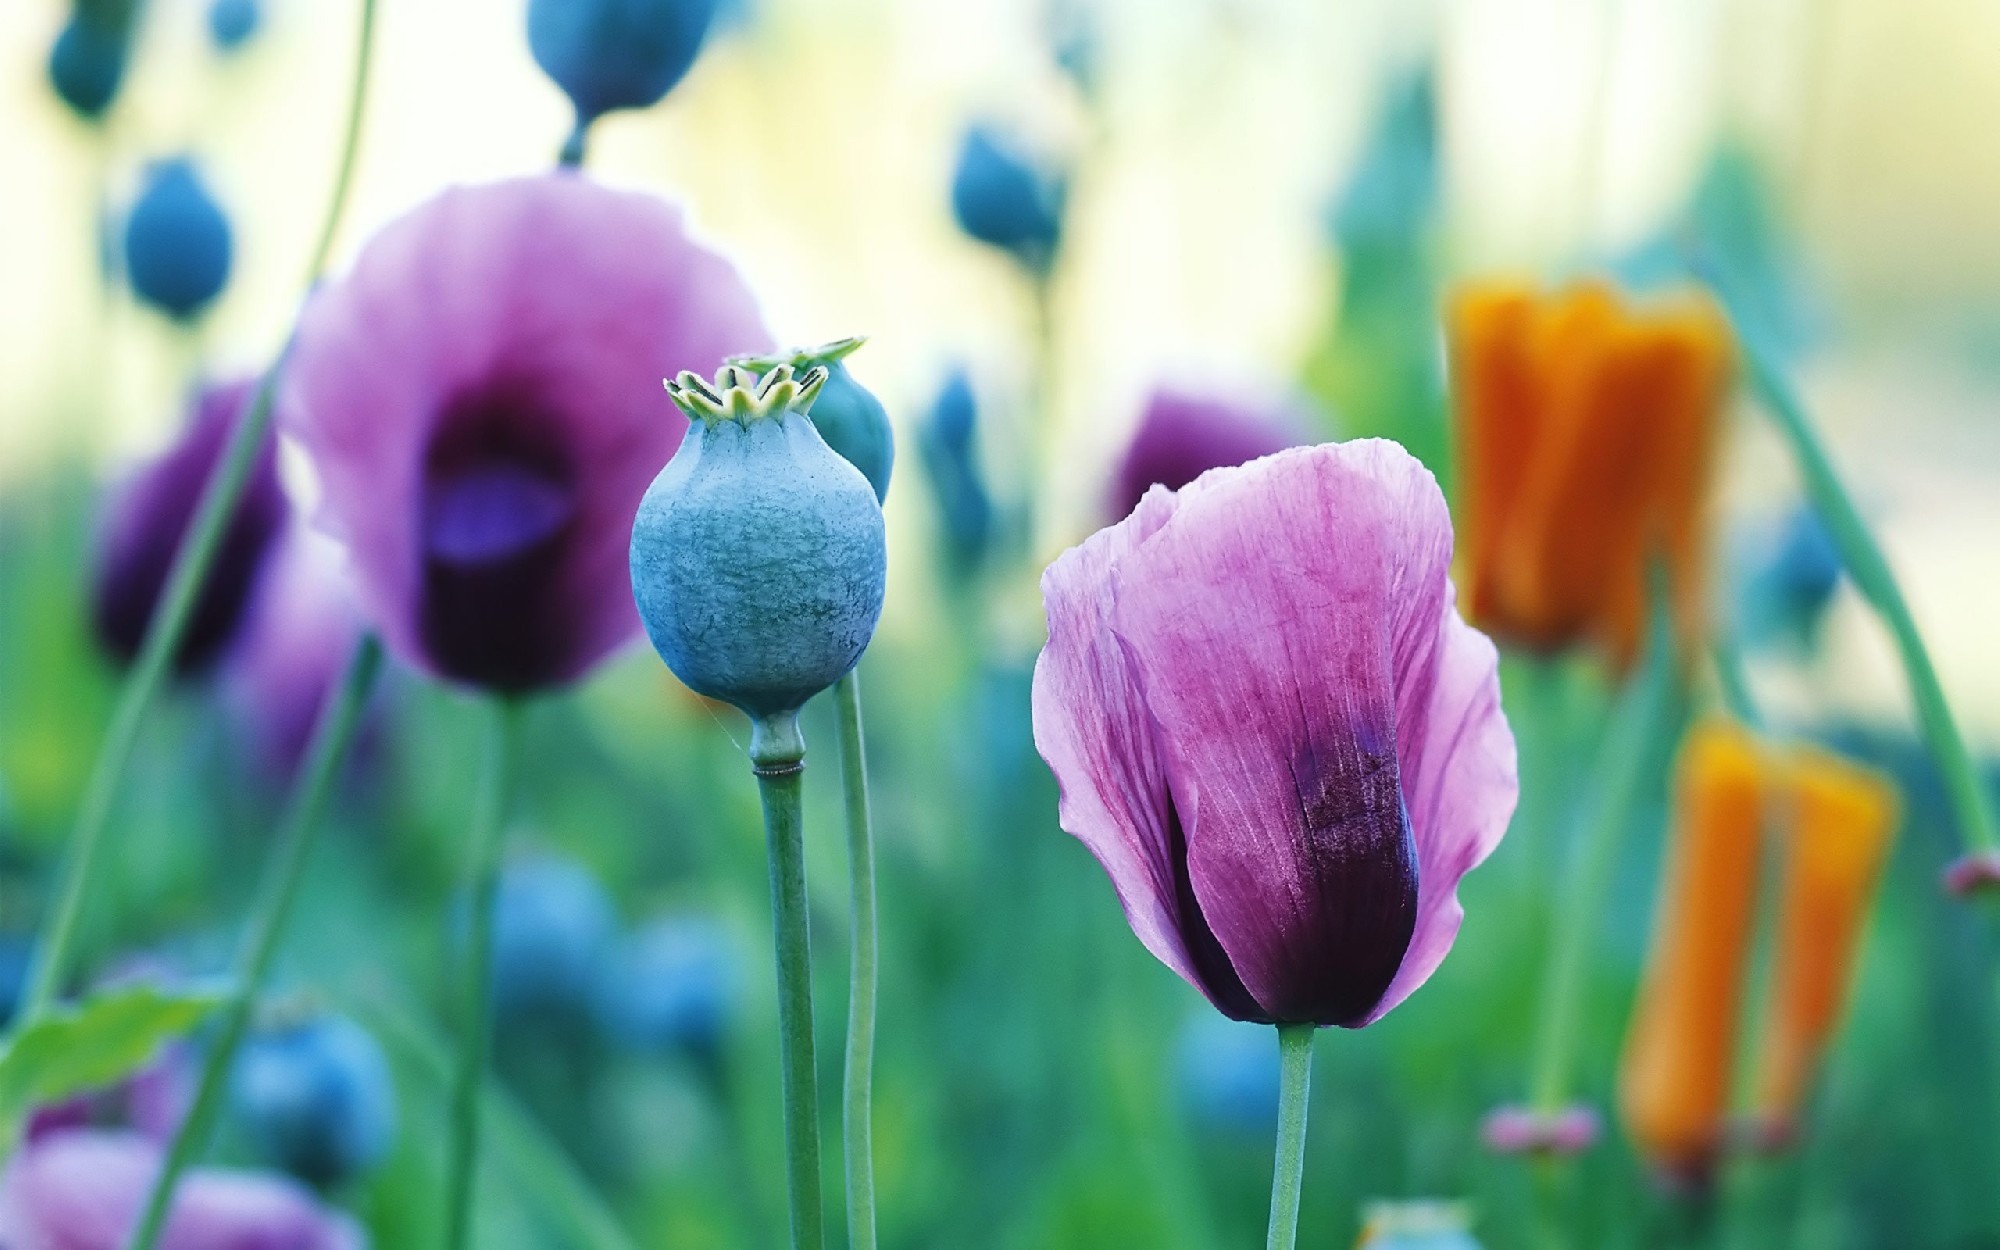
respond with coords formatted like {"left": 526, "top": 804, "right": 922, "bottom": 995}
{"left": 631, "top": 362, "right": 887, "bottom": 722}
{"left": 123, "top": 158, "right": 234, "bottom": 322}
{"left": 730, "top": 338, "right": 893, "bottom": 503}
{"left": 528, "top": 0, "right": 718, "bottom": 129}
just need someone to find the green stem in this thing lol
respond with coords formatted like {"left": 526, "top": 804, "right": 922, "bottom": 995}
{"left": 832, "top": 673, "right": 878, "bottom": 1250}
{"left": 1528, "top": 608, "right": 1680, "bottom": 1114}
{"left": 122, "top": 636, "right": 383, "bottom": 1250}
{"left": 750, "top": 712, "right": 825, "bottom": 1250}
{"left": 442, "top": 700, "right": 522, "bottom": 1250}
{"left": 1710, "top": 636, "right": 1764, "bottom": 732}
{"left": 1265, "top": 1023, "right": 1314, "bottom": 1250}
{"left": 15, "top": 0, "right": 378, "bottom": 1029}
{"left": 1742, "top": 340, "right": 1998, "bottom": 855}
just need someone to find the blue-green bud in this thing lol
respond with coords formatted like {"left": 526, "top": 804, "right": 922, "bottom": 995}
{"left": 631, "top": 360, "right": 886, "bottom": 722}
{"left": 729, "top": 337, "right": 892, "bottom": 503}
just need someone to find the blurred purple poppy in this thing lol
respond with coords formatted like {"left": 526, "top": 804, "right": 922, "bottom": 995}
{"left": 91, "top": 378, "right": 287, "bottom": 676}
{"left": 1109, "top": 389, "right": 1299, "bottom": 521}
{"left": 279, "top": 175, "right": 768, "bottom": 694}
{"left": 0, "top": 1129, "right": 363, "bottom": 1250}
{"left": 223, "top": 525, "right": 372, "bottom": 777}
{"left": 1032, "top": 440, "right": 1516, "bottom": 1027}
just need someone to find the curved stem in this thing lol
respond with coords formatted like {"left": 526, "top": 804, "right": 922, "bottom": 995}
{"left": 122, "top": 636, "right": 383, "bottom": 1250}
{"left": 1529, "top": 602, "right": 1680, "bottom": 1114}
{"left": 15, "top": 0, "right": 378, "bottom": 1029}
{"left": 833, "top": 673, "right": 878, "bottom": 1250}
{"left": 1742, "top": 339, "right": 1998, "bottom": 855}
{"left": 1265, "top": 1023, "right": 1315, "bottom": 1250}
{"left": 751, "top": 712, "right": 825, "bottom": 1250}
{"left": 442, "top": 700, "right": 522, "bottom": 1250}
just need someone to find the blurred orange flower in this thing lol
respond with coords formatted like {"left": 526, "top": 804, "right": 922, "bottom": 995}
{"left": 1446, "top": 280, "right": 1734, "bottom": 670}
{"left": 1752, "top": 747, "right": 1898, "bottom": 1141}
{"left": 1617, "top": 721, "right": 1897, "bottom": 1179}
{"left": 1619, "top": 721, "right": 1767, "bottom": 1178}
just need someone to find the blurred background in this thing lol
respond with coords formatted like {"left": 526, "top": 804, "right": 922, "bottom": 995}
{"left": 4, "top": 0, "right": 2000, "bottom": 1246}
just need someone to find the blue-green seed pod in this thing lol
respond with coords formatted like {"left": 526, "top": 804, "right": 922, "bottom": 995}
{"left": 631, "top": 360, "right": 886, "bottom": 721}
{"left": 729, "top": 337, "right": 892, "bottom": 503}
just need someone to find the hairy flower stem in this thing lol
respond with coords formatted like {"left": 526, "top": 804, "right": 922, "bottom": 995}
{"left": 752, "top": 712, "right": 826, "bottom": 1250}
{"left": 1529, "top": 603, "right": 1679, "bottom": 1116}
{"left": 1742, "top": 338, "right": 1998, "bottom": 857}
{"left": 1265, "top": 1023, "right": 1315, "bottom": 1250}
{"left": 14, "top": 0, "right": 378, "bottom": 1032}
{"left": 123, "top": 635, "right": 384, "bottom": 1250}
{"left": 443, "top": 700, "right": 523, "bottom": 1250}
{"left": 832, "top": 673, "right": 878, "bottom": 1250}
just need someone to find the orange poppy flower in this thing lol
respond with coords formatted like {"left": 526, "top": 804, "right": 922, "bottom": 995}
{"left": 1751, "top": 747, "right": 1898, "bottom": 1140}
{"left": 1618, "top": 721, "right": 1768, "bottom": 1178}
{"left": 1446, "top": 281, "right": 1734, "bottom": 670}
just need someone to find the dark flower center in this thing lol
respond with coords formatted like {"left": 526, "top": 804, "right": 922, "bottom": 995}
{"left": 1169, "top": 727, "right": 1419, "bottom": 1028}
{"left": 418, "top": 388, "right": 580, "bottom": 693}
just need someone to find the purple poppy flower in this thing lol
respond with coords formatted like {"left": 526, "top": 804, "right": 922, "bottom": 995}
{"left": 1032, "top": 440, "right": 1516, "bottom": 1027}
{"left": 223, "top": 525, "right": 372, "bottom": 777}
{"left": 1109, "top": 389, "right": 1298, "bottom": 522}
{"left": 279, "top": 175, "right": 768, "bottom": 694}
{"left": 91, "top": 378, "right": 287, "bottom": 676}
{"left": 0, "top": 1129, "right": 363, "bottom": 1250}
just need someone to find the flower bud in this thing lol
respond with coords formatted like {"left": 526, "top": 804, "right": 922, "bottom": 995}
{"left": 1173, "top": 1015, "right": 1279, "bottom": 1136}
{"left": 486, "top": 854, "right": 617, "bottom": 1025}
{"left": 950, "top": 123, "right": 1064, "bottom": 271}
{"left": 208, "top": 0, "right": 261, "bottom": 51}
{"left": 123, "top": 157, "right": 234, "bottom": 322}
{"left": 1355, "top": 1201, "right": 1483, "bottom": 1250}
{"left": 916, "top": 367, "right": 993, "bottom": 580}
{"left": 632, "top": 361, "right": 887, "bottom": 720}
{"left": 231, "top": 1012, "right": 397, "bottom": 1188}
{"left": 596, "top": 914, "right": 737, "bottom": 1064}
{"left": 729, "top": 338, "right": 893, "bottom": 503}
{"left": 48, "top": 10, "right": 131, "bottom": 122}
{"left": 528, "top": 0, "right": 718, "bottom": 129}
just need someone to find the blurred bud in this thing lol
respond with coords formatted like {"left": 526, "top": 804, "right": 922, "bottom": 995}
{"left": 1110, "top": 389, "right": 1298, "bottom": 521}
{"left": 1173, "top": 1015, "right": 1279, "bottom": 1136}
{"left": 0, "top": 935, "right": 33, "bottom": 1030}
{"left": 596, "top": 914, "right": 737, "bottom": 1065}
{"left": 91, "top": 377, "right": 286, "bottom": 677}
{"left": 1945, "top": 850, "right": 2000, "bottom": 897}
{"left": 1619, "top": 721, "right": 1767, "bottom": 1181}
{"left": 1354, "top": 1200, "right": 1482, "bottom": 1250}
{"left": 1749, "top": 748, "right": 1895, "bottom": 1144}
{"left": 950, "top": 124, "right": 1064, "bottom": 272}
{"left": 122, "top": 157, "right": 233, "bottom": 321}
{"left": 223, "top": 525, "right": 374, "bottom": 779}
{"left": 1045, "top": 0, "right": 1098, "bottom": 97}
{"left": 1328, "top": 69, "right": 1437, "bottom": 253}
{"left": 48, "top": 10, "right": 131, "bottom": 122}
{"left": 528, "top": 0, "right": 719, "bottom": 131}
{"left": 1733, "top": 505, "right": 1843, "bottom": 654}
{"left": 488, "top": 854, "right": 617, "bottom": 1024}
{"left": 916, "top": 368, "right": 994, "bottom": 582}
{"left": 207, "top": 0, "right": 261, "bottom": 51}
{"left": 1479, "top": 1103, "right": 1599, "bottom": 1157}
{"left": 232, "top": 1012, "right": 397, "bottom": 1188}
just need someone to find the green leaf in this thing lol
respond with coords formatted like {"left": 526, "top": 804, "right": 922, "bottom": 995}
{"left": 0, "top": 981, "right": 228, "bottom": 1141}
